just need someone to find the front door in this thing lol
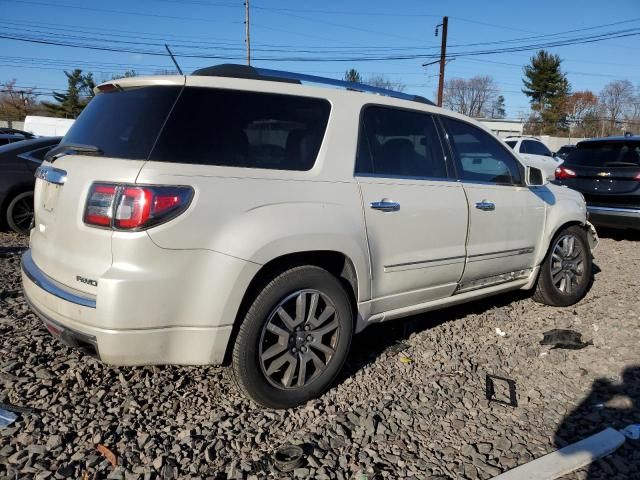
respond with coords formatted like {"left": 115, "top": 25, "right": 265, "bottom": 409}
{"left": 440, "top": 116, "right": 546, "bottom": 291}
{"left": 356, "top": 106, "right": 469, "bottom": 313}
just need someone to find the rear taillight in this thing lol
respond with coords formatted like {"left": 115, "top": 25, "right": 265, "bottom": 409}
{"left": 84, "top": 183, "right": 193, "bottom": 230}
{"left": 555, "top": 166, "right": 577, "bottom": 180}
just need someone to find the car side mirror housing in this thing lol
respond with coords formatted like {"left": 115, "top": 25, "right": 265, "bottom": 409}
{"left": 526, "top": 166, "right": 546, "bottom": 186}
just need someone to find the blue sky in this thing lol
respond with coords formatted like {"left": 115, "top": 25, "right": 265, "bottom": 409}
{"left": 1, "top": 0, "right": 639, "bottom": 118}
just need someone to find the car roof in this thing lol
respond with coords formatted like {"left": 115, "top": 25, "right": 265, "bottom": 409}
{"left": 578, "top": 135, "right": 639, "bottom": 145}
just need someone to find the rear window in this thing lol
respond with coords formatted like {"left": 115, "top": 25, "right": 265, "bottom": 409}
{"left": 566, "top": 142, "right": 640, "bottom": 167}
{"left": 60, "top": 86, "right": 182, "bottom": 160}
{"left": 150, "top": 88, "right": 331, "bottom": 170}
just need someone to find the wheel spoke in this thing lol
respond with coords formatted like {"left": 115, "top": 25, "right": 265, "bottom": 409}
{"left": 266, "top": 322, "right": 289, "bottom": 337}
{"left": 564, "top": 273, "right": 573, "bottom": 294}
{"left": 312, "top": 318, "right": 339, "bottom": 336}
{"left": 306, "top": 292, "right": 319, "bottom": 324}
{"left": 309, "top": 305, "right": 335, "bottom": 328}
{"left": 276, "top": 307, "right": 297, "bottom": 331}
{"left": 261, "top": 342, "right": 287, "bottom": 362}
{"left": 295, "top": 292, "right": 307, "bottom": 325}
{"left": 281, "top": 355, "right": 298, "bottom": 388}
{"left": 310, "top": 341, "right": 334, "bottom": 356}
{"left": 266, "top": 352, "right": 292, "bottom": 376}
{"left": 297, "top": 354, "right": 308, "bottom": 387}
{"left": 308, "top": 350, "right": 325, "bottom": 371}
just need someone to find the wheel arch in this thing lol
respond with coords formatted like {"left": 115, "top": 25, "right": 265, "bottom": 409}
{"left": 222, "top": 249, "right": 360, "bottom": 365}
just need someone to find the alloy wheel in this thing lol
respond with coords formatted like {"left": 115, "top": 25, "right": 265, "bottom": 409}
{"left": 550, "top": 234, "right": 585, "bottom": 295}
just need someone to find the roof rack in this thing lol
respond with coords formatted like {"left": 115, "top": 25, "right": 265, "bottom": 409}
{"left": 192, "top": 64, "right": 435, "bottom": 106}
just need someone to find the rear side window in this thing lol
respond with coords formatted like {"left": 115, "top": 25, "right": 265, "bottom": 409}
{"left": 505, "top": 140, "right": 517, "bottom": 149}
{"left": 61, "top": 87, "right": 182, "bottom": 159}
{"left": 566, "top": 142, "right": 640, "bottom": 167}
{"left": 355, "top": 106, "right": 448, "bottom": 178}
{"left": 442, "top": 117, "right": 522, "bottom": 185}
{"left": 151, "top": 88, "right": 331, "bottom": 171}
{"left": 522, "top": 140, "right": 551, "bottom": 156}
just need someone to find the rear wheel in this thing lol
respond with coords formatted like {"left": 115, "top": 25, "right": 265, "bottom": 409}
{"left": 6, "top": 191, "right": 34, "bottom": 235}
{"left": 533, "top": 225, "right": 592, "bottom": 307}
{"left": 232, "top": 266, "right": 353, "bottom": 409}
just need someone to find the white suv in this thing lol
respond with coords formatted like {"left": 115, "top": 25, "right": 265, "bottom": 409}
{"left": 22, "top": 65, "right": 597, "bottom": 408}
{"left": 504, "top": 136, "right": 561, "bottom": 180}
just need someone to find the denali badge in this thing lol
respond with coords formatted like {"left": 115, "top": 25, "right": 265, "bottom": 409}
{"left": 596, "top": 172, "right": 611, "bottom": 177}
{"left": 76, "top": 275, "right": 98, "bottom": 287}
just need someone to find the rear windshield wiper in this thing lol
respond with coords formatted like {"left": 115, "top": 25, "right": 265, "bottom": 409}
{"left": 44, "top": 143, "right": 103, "bottom": 162}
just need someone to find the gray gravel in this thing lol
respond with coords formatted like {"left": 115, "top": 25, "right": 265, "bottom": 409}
{"left": 1, "top": 229, "right": 639, "bottom": 479}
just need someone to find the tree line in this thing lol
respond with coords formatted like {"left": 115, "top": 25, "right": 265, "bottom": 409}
{"left": 2, "top": 58, "right": 638, "bottom": 139}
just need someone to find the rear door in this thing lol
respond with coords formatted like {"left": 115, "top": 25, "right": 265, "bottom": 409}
{"left": 356, "top": 106, "right": 468, "bottom": 313}
{"left": 30, "top": 81, "right": 183, "bottom": 296}
{"left": 440, "top": 116, "right": 546, "bottom": 291}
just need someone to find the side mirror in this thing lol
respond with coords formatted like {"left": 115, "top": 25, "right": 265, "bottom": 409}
{"left": 526, "top": 166, "right": 546, "bottom": 186}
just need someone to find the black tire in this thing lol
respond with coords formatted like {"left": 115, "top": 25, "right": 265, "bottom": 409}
{"left": 232, "top": 265, "right": 353, "bottom": 409}
{"left": 6, "top": 191, "right": 34, "bottom": 235}
{"left": 533, "top": 225, "right": 592, "bottom": 307}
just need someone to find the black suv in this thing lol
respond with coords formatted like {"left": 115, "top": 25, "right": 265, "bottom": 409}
{"left": 554, "top": 135, "right": 640, "bottom": 230}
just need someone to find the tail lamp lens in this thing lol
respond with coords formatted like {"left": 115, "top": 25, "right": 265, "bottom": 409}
{"left": 84, "top": 183, "right": 193, "bottom": 230}
{"left": 555, "top": 166, "right": 577, "bottom": 180}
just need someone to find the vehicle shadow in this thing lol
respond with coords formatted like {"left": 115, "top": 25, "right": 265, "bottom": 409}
{"left": 554, "top": 365, "right": 640, "bottom": 479}
{"left": 337, "top": 288, "right": 531, "bottom": 384}
{"left": 337, "top": 261, "right": 601, "bottom": 385}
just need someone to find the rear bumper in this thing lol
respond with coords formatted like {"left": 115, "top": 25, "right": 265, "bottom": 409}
{"left": 20, "top": 248, "right": 254, "bottom": 365}
{"left": 587, "top": 205, "right": 640, "bottom": 230}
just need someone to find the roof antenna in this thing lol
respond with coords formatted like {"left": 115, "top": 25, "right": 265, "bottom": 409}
{"left": 164, "top": 44, "right": 183, "bottom": 75}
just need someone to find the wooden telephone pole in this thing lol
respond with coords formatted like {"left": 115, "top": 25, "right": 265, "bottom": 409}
{"left": 244, "top": 0, "right": 251, "bottom": 65}
{"left": 436, "top": 16, "right": 448, "bottom": 107}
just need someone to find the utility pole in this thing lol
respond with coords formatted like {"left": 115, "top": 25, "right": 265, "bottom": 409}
{"left": 244, "top": 0, "right": 251, "bottom": 65}
{"left": 436, "top": 16, "right": 448, "bottom": 107}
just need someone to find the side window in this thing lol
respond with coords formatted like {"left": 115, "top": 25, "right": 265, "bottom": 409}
{"left": 523, "top": 140, "right": 552, "bottom": 157}
{"left": 355, "top": 106, "right": 447, "bottom": 178}
{"left": 505, "top": 140, "right": 517, "bottom": 149}
{"left": 151, "top": 88, "right": 331, "bottom": 171}
{"left": 519, "top": 142, "right": 527, "bottom": 153}
{"left": 442, "top": 117, "right": 522, "bottom": 185}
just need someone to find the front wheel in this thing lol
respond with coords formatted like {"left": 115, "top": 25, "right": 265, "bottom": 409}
{"left": 232, "top": 266, "right": 353, "bottom": 409}
{"left": 533, "top": 225, "right": 592, "bottom": 307}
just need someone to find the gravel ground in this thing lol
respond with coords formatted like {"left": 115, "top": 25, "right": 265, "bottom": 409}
{"left": 1, "top": 229, "right": 639, "bottom": 480}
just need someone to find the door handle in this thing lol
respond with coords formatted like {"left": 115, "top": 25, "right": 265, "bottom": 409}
{"left": 475, "top": 201, "right": 495, "bottom": 211}
{"left": 370, "top": 200, "right": 400, "bottom": 212}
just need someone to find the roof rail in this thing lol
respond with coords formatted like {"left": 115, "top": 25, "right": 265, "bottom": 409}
{"left": 191, "top": 64, "right": 435, "bottom": 106}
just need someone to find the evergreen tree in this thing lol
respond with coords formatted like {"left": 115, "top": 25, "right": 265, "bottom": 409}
{"left": 522, "top": 50, "right": 570, "bottom": 134}
{"left": 491, "top": 95, "right": 506, "bottom": 119}
{"left": 344, "top": 68, "right": 362, "bottom": 83}
{"left": 43, "top": 69, "right": 96, "bottom": 118}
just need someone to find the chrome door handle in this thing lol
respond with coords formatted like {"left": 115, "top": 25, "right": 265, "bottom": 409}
{"left": 475, "top": 201, "right": 495, "bottom": 211}
{"left": 370, "top": 200, "right": 400, "bottom": 212}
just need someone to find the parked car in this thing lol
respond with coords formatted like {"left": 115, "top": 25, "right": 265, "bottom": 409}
{"left": 554, "top": 135, "right": 640, "bottom": 230}
{"left": 0, "top": 128, "right": 35, "bottom": 146}
{"left": 556, "top": 144, "right": 577, "bottom": 160}
{"left": 504, "top": 136, "right": 560, "bottom": 180}
{"left": 21, "top": 65, "right": 596, "bottom": 408}
{"left": 0, "top": 136, "right": 61, "bottom": 234}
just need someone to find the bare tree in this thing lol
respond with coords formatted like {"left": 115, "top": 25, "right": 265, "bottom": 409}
{"left": 599, "top": 80, "right": 634, "bottom": 134}
{"left": 365, "top": 74, "right": 406, "bottom": 92}
{"left": 442, "top": 76, "right": 498, "bottom": 117}
{"left": 565, "top": 91, "right": 599, "bottom": 136}
{"left": 0, "top": 79, "right": 38, "bottom": 122}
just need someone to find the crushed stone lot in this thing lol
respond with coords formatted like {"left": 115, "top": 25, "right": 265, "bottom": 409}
{"left": 1, "top": 229, "right": 639, "bottom": 480}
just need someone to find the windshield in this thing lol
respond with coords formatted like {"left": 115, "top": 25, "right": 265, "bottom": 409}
{"left": 565, "top": 142, "right": 640, "bottom": 167}
{"left": 60, "top": 86, "right": 182, "bottom": 160}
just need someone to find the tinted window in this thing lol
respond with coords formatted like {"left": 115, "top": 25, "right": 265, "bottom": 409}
{"left": 522, "top": 140, "right": 551, "bottom": 156}
{"left": 355, "top": 106, "right": 447, "bottom": 178}
{"left": 151, "top": 88, "right": 330, "bottom": 171}
{"left": 505, "top": 140, "right": 517, "bottom": 149}
{"left": 61, "top": 86, "right": 182, "bottom": 160}
{"left": 442, "top": 117, "right": 522, "bottom": 185}
{"left": 566, "top": 142, "right": 640, "bottom": 167}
